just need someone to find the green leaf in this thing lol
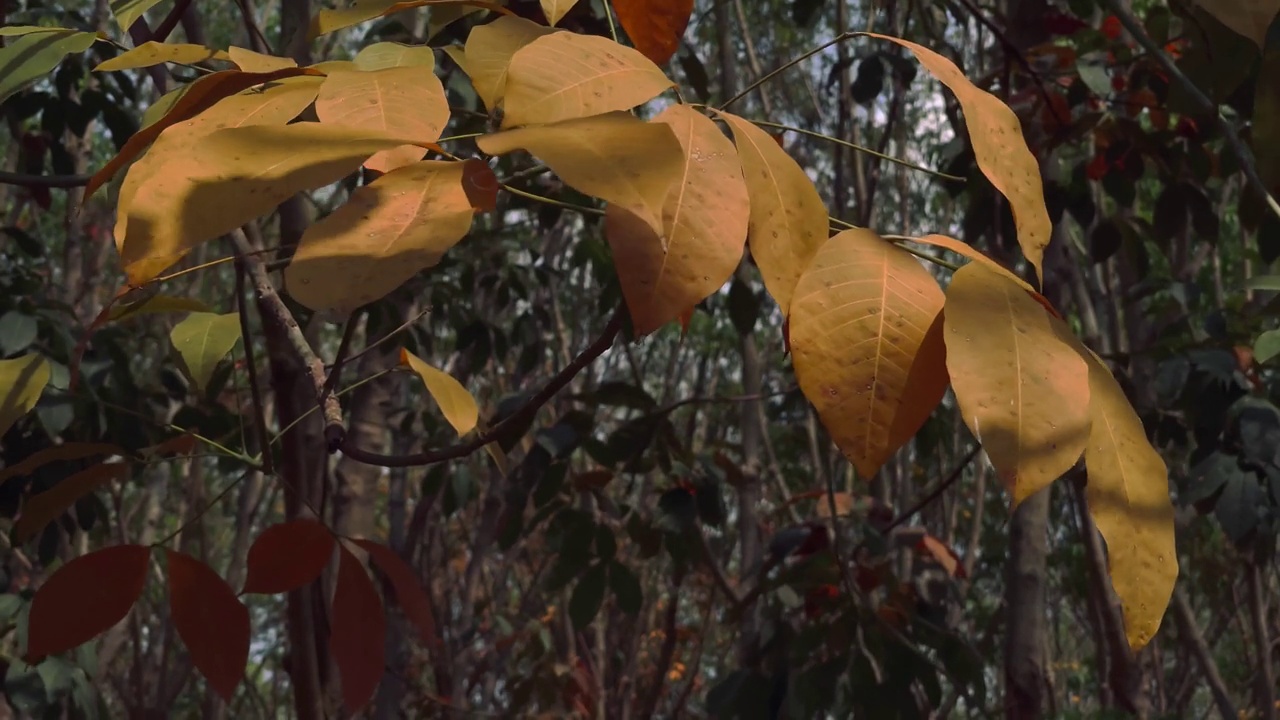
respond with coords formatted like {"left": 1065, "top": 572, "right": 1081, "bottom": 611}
{"left": 0, "top": 312, "right": 38, "bottom": 355}
{"left": 607, "top": 561, "right": 641, "bottom": 615}
{"left": 0, "top": 354, "right": 50, "bottom": 438}
{"left": 1255, "top": 329, "right": 1280, "bottom": 364}
{"left": 110, "top": 0, "right": 168, "bottom": 33}
{"left": 568, "top": 563, "right": 607, "bottom": 629}
{"left": 1246, "top": 274, "right": 1280, "bottom": 292}
{"left": 169, "top": 312, "right": 242, "bottom": 393}
{"left": 0, "top": 29, "right": 97, "bottom": 106}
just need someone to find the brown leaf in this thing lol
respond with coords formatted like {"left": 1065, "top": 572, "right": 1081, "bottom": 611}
{"left": 0, "top": 443, "right": 122, "bottom": 485}
{"left": 458, "top": 15, "right": 556, "bottom": 112}
{"left": 613, "top": 0, "right": 693, "bottom": 65}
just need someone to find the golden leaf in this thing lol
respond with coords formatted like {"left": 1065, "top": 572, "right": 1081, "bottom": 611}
{"left": 286, "top": 160, "right": 491, "bottom": 313}
{"left": 943, "top": 262, "right": 1090, "bottom": 506}
{"left": 540, "top": 0, "right": 579, "bottom": 25}
{"left": 870, "top": 34, "right": 1052, "bottom": 286}
{"left": 315, "top": 66, "right": 449, "bottom": 173}
{"left": 459, "top": 16, "right": 555, "bottom": 112}
{"left": 909, "top": 234, "right": 1060, "bottom": 318}
{"left": 400, "top": 349, "right": 479, "bottom": 436}
{"left": 0, "top": 354, "right": 50, "bottom": 438}
{"left": 227, "top": 46, "right": 296, "bottom": 72}
{"left": 790, "top": 228, "right": 948, "bottom": 477}
{"left": 717, "top": 111, "right": 828, "bottom": 316}
{"left": 94, "top": 42, "right": 230, "bottom": 71}
{"left": 310, "top": 0, "right": 510, "bottom": 39}
{"left": 501, "top": 32, "right": 673, "bottom": 127}
{"left": 354, "top": 41, "right": 436, "bottom": 71}
{"left": 605, "top": 105, "right": 748, "bottom": 336}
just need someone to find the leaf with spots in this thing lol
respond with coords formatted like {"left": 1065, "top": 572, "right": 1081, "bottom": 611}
{"left": 790, "top": 229, "right": 948, "bottom": 477}
{"left": 457, "top": 15, "right": 556, "bottom": 112}
{"left": 315, "top": 65, "right": 449, "bottom": 174}
{"left": 94, "top": 42, "right": 231, "bottom": 72}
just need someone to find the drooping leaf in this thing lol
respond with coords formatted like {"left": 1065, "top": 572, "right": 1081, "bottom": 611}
{"left": 870, "top": 34, "right": 1052, "bottom": 286}
{"left": 541, "top": 0, "right": 579, "bottom": 25}
{"left": 0, "top": 354, "right": 51, "bottom": 438}
{"left": 16, "top": 462, "right": 130, "bottom": 543}
{"left": 0, "top": 443, "right": 123, "bottom": 485}
{"left": 117, "top": 124, "right": 427, "bottom": 284}
{"left": 166, "top": 550, "right": 250, "bottom": 702}
{"left": 330, "top": 545, "right": 387, "bottom": 714}
{"left": 908, "top": 234, "right": 1057, "bottom": 316}
{"left": 613, "top": 0, "right": 693, "bottom": 65}
{"left": 605, "top": 105, "right": 748, "bottom": 335}
{"left": 459, "top": 15, "right": 556, "bottom": 111}
{"left": 943, "top": 262, "right": 1090, "bottom": 506}
{"left": 1078, "top": 348, "right": 1177, "bottom": 651}
{"left": 716, "top": 112, "right": 828, "bottom": 316}
{"left": 241, "top": 519, "right": 335, "bottom": 594}
{"left": 310, "top": 0, "right": 510, "bottom": 39}
{"left": 94, "top": 42, "right": 231, "bottom": 72}
{"left": 169, "top": 312, "right": 242, "bottom": 394}
{"left": 790, "top": 229, "right": 948, "bottom": 478}
{"left": 26, "top": 545, "right": 150, "bottom": 660}
{"left": 478, "top": 112, "right": 683, "bottom": 235}
{"left": 569, "top": 562, "right": 607, "bottom": 629}
{"left": 0, "top": 28, "right": 97, "bottom": 107}
{"left": 315, "top": 66, "right": 449, "bottom": 173}
{"left": 354, "top": 42, "right": 436, "bottom": 71}
{"left": 399, "top": 349, "right": 479, "bottom": 435}
{"left": 85, "top": 67, "right": 325, "bottom": 200}
{"left": 501, "top": 32, "right": 674, "bottom": 127}
{"left": 110, "top": 0, "right": 166, "bottom": 33}
{"left": 354, "top": 540, "right": 438, "bottom": 648}
{"left": 226, "top": 46, "right": 295, "bottom": 72}
{"left": 287, "top": 160, "right": 489, "bottom": 311}
{"left": 1193, "top": 0, "right": 1280, "bottom": 47}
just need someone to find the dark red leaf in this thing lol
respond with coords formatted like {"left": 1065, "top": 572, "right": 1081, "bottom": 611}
{"left": 612, "top": 0, "right": 693, "bottom": 65}
{"left": 354, "top": 540, "right": 438, "bottom": 650}
{"left": 0, "top": 442, "right": 122, "bottom": 485}
{"left": 16, "top": 462, "right": 131, "bottom": 543}
{"left": 330, "top": 545, "right": 387, "bottom": 714}
{"left": 1101, "top": 15, "right": 1122, "bottom": 40}
{"left": 26, "top": 544, "right": 150, "bottom": 661}
{"left": 241, "top": 519, "right": 334, "bottom": 594}
{"left": 167, "top": 550, "right": 250, "bottom": 702}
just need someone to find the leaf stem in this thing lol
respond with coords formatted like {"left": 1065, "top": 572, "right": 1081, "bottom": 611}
{"left": 746, "top": 117, "right": 963, "bottom": 182}
{"left": 720, "top": 31, "right": 858, "bottom": 111}
{"left": 500, "top": 184, "right": 604, "bottom": 216}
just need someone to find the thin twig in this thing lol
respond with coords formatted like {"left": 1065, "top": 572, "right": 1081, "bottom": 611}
{"left": 0, "top": 171, "right": 91, "bottom": 188}
{"left": 233, "top": 256, "right": 274, "bottom": 477}
{"left": 322, "top": 312, "right": 360, "bottom": 397}
{"left": 148, "top": 0, "right": 195, "bottom": 43}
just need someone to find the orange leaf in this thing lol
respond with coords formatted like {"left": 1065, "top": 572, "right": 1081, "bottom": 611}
{"left": 869, "top": 34, "right": 1052, "bottom": 286}
{"left": 605, "top": 105, "right": 748, "bottom": 335}
{"left": 315, "top": 66, "right": 449, "bottom": 174}
{"left": 908, "top": 234, "right": 1060, "bottom": 318}
{"left": 139, "top": 433, "right": 199, "bottom": 458}
{"left": 915, "top": 535, "right": 966, "bottom": 578}
{"left": 354, "top": 540, "right": 439, "bottom": 649}
{"left": 790, "top": 229, "right": 948, "bottom": 477}
{"left": 167, "top": 550, "right": 250, "bottom": 702}
{"left": 84, "top": 67, "right": 324, "bottom": 200}
{"left": 241, "top": 519, "right": 335, "bottom": 594}
{"left": 331, "top": 545, "right": 387, "bottom": 714}
{"left": 0, "top": 443, "right": 122, "bottom": 485}
{"left": 612, "top": 0, "right": 693, "bottom": 65}
{"left": 26, "top": 545, "right": 150, "bottom": 660}
{"left": 457, "top": 15, "right": 556, "bottom": 112}
{"left": 310, "top": 0, "right": 512, "bottom": 39}
{"left": 16, "top": 462, "right": 131, "bottom": 543}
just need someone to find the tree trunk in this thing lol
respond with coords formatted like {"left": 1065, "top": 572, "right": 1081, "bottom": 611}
{"left": 1003, "top": 486, "right": 1051, "bottom": 719}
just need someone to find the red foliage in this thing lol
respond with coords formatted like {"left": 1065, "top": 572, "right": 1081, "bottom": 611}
{"left": 354, "top": 539, "right": 440, "bottom": 650}
{"left": 241, "top": 519, "right": 334, "bottom": 594}
{"left": 330, "top": 545, "right": 387, "bottom": 714}
{"left": 26, "top": 545, "right": 150, "bottom": 661}
{"left": 167, "top": 550, "right": 250, "bottom": 701}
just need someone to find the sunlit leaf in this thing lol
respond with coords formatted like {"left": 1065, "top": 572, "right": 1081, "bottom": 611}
{"left": 909, "top": 234, "right": 1059, "bottom": 317}
{"left": 790, "top": 229, "right": 948, "bottom": 478}
{"left": 541, "top": 0, "right": 579, "bottom": 25}
{"left": 241, "top": 519, "right": 335, "bottom": 594}
{"left": 26, "top": 545, "right": 150, "bottom": 660}
{"left": 400, "top": 349, "right": 479, "bottom": 436}
{"left": 613, "top": 0, "right": 694, "bottom": 65}
{"left": 354, "top": 540, "right": 438, "bottom": 648}
{"left": 354, "top": 42, "right": 436, "bottom": 71}
{"left": 311, "top": 0, "right": 510, "bottom": 39}
{"left": 0, "top": 354, "right": 51, "bottom": 438}
{"left": 16, "top": 462, "right": 130, "bottom": 543}
{"left": 95, "top": 42, "right": 231, "bottom": 71}
{"left": 943, "top": 263, "right": 1090, "bottom": 506}
{"left": 716, "top": 111, "right": 828, "bottom": 316}
{"left": 605, "top": 105, "right": 748, "bottom": 335}
{"left": 0, "top": 28, "right": 97, "bottom": 106}
{"left": 501, "top": 31, "right": 674, "bottom": 127}
{"left": 117, "top": 124, "right": 426, "bottom": 284}
{"left": 166, "top": 550, "right": 250, "bottom": 701}
{"left": 870, "top": 34, "right": 1052, "bottom": 286}
{"left": 287, "top": 160, "right": 490, "bottom": 312}
{"left": 1193, "top": 0, "right": 1280, "bottom": 47}
{"left": 459, "top": 15, "right": 555, "bottom": 112}
{"left": 330, "top": 545, "right": 387, "bottom": 714}
{"left": 227, "top": 46, "right": 296, "bottom": 72}
{"left": 110, "top": 0, "right": 166, "bottom": 33}
{"left": 0, "top": 443, "right": 122, "bottom": 485}
{"left": 1076, "top": 346, "right": 1177, "bottom": 651}
{"left": 169, "top": 312, "right": 242, "bottom": 394}
{"left": 315, "top": 66, "right": 449, "bottom": 174}
{"left": 477, "top": 112, "right": 683, "bottom": 236}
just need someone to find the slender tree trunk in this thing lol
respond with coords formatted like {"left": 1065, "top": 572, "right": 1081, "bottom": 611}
{"left": 1003, "top": 486, "right": 1051, "bottom": 719}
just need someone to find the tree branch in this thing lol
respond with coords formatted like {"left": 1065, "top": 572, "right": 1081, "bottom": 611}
{"left": 0, "top": 171, "right": 91, "bottom": 188}
{"left": 148, "top": 0, "right": 196, "bottom": 44}
{"left": 339, "top": 306, "right": 626, "bottom": 468}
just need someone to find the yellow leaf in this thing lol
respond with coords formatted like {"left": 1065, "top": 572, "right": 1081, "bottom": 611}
{"left": 428, "top": 3, "right": 486, "bottom": 40}
{"left": 95, "top": 42, "right": 230, "bottom": 71}
{"left": 943, "top": 262, "right": 1090, "bottom": 506}
{"left": 315, "top": 66, "right": 449, "bottom": 175}
{"left": 354, "top": 41, "right": 436, "bottom": 71}
{"left": 16, "top": 462, "right": 131, "bottom": 543}
{"left": 115, "top": 77, "right": 324, "bottom": 258}
{"left": 459, "top": 16, "right": 555, "bottom": 112}
{"left": 110, "top": 0, "right": 166, "bottom": 34}
{"left": 399, "top": 349, "right": 478, "bottom": 436}
{"left": 910, "top": 234, "right": 1061, "bottom": 318}
{"left": 605, "top": 105, "right": 748, "bottom": 336}
{"left": 286, "top": 159, "right": 490, "bottom": 313}
{"left": 716, "top": 111, "right": 828, "bottom": 316}
{"left": 541, "top": 0, "right": 579, "bottom": 25}
{"left": 0, "top": 354, "right": 50, "bottom": 439}
{"left": 477, "top": 112, "right": 683, "bottom": 235}
{"left": 170, "top": 312, "right": 242, "bottom": 393}
{"left": 869, "top": 33, "right": 1052, "bottom": 287}
{"left": 117, "top": 124, "right": 426, "bottom": 285}
{"left": 502, "top": 31, "right": 673, "bottom": 127}
{"left": 227, "top": 46, "right": 297, "bottom": 72}
{"left": 790, "top": 229, "right": 948, "bottom": 478}
{"left": 311, "top": 0, "right": 510, "bottom": 39}
{"left": 1076, "top": 344, "right": 1177, "bottom": 650}
{"left": 1194, "top": 0, "right": 1280, "bottom": 48}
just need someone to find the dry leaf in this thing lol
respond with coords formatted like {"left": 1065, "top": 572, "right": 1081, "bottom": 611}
{"left": 612, "top": 0, "right": 693, "bottom": 65}
{"left": 540, "top": 0, "right": 579, "bottom": 25}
